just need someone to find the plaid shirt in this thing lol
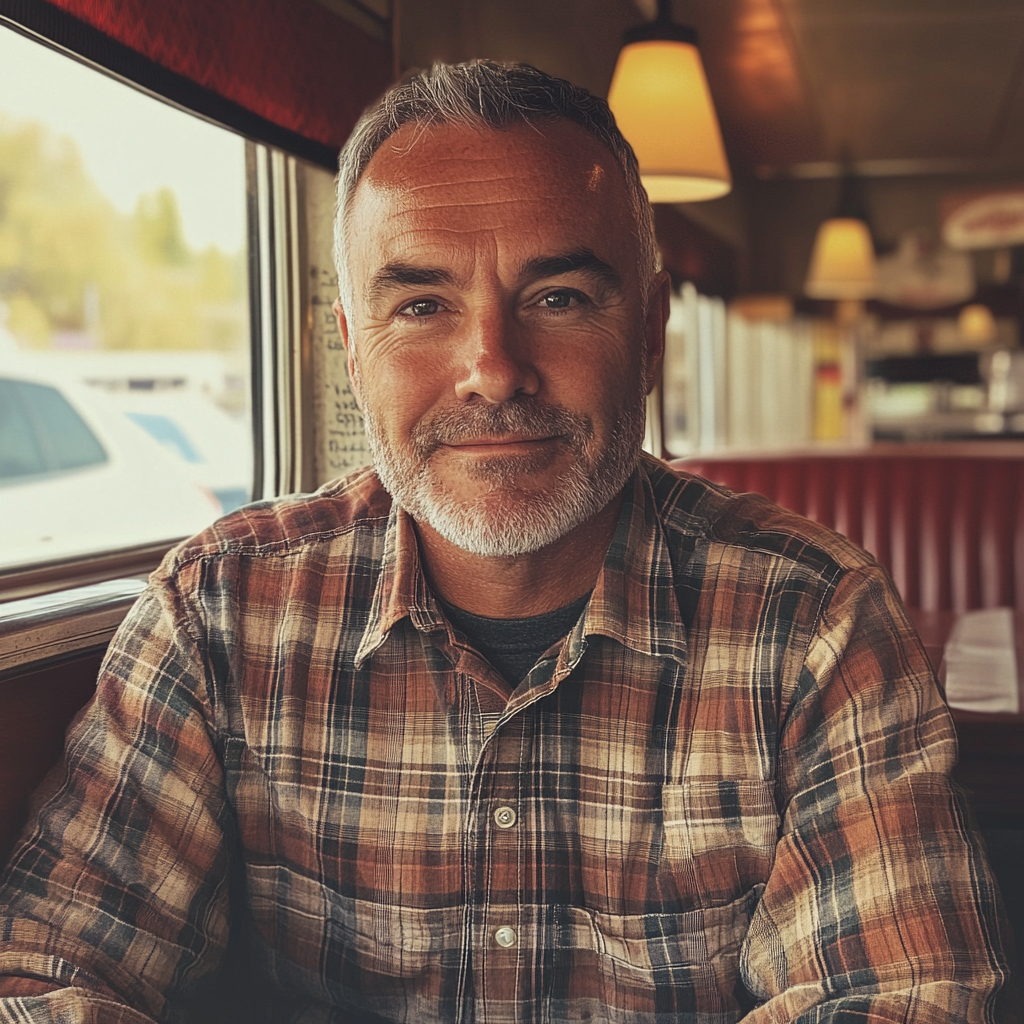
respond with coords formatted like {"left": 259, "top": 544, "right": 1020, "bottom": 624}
{"left": 0, "top": 455, "right": 1008, "bottom": 1023}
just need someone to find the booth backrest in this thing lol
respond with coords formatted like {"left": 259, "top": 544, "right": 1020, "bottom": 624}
{"left": 672, "top": 445, "right": 1024, "bottom": 612}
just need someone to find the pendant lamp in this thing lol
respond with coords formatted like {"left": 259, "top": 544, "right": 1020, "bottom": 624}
{"left": 806, "top": 169, "right": 878, "bottom": 300}
{"left": 957, "top": 303, "right": 997, "bottom": 345}
{"left": 607, "top": 0, "right": 731, "bottom": 203}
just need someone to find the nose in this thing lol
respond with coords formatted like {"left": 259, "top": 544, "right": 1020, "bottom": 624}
{"left": 453, "top": 305, "right": 540, "bottom": 403}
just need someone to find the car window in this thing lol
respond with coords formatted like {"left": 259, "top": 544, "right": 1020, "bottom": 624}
{"left": 0, "top": 380, "right": 47, "bottom": 481}
{"left": 19, "top": 380, "right": 108, "bottom": 473}
{"left": 123, "top": 412, "right": 202, "bottom": 463}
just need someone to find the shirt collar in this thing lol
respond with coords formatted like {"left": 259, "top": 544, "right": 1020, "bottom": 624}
{"left": 355, "top": 455, "right": 690, "bottom": 669}
{"left": 355, "top": 501, "right": 437, "bottom": 667}
{"left": 578, "top": 455, "right": 689, "bottom": 667}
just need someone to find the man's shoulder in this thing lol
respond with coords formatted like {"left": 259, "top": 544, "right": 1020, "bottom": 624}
{"left": 643, "top": 455, "right": 876, "bottom": 577}
{"left": 159, "top": 465, "right": 392, "bottom": 575}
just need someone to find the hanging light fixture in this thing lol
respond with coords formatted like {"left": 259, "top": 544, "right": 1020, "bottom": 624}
{"left": 805, "top": 219, "right": 877, "bottom": 299}
{"left": 607, "top": 0, "right": 731, "bottom": 203}
{"left": 805, "top": 167, "right": 878, "bottom": 299}
{"left": 957, "top": 303, "right": 997, "bottom": 345}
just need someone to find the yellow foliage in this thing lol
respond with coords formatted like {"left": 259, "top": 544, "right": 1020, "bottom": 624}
{"left": 0, "top": 117, "right": 247, "bottom": 353}
{"left": 0, "top": 225, "right": 19, "bottom": 268}
{"left": 6, "top": 294, "right": 50, "bottom": 348}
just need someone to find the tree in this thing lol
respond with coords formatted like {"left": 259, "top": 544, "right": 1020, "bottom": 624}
{"left": 0, "top": 116, "right": 247, "bottom": 352}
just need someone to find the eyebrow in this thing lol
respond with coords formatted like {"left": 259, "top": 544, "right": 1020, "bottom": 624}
{"left": 519, "top": 249, "right": 623, "bottom": 291}
{"left": 365, "top": 249, "right": 623, "bottom": 305}
{"left": 366, "top": 262, "right": 455, "bottom": 305}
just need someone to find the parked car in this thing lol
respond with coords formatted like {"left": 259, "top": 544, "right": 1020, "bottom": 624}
{"left": 102, "top": 389, "right": 253, "bottom": 513}
{"left": 0, "top": 366, "right": 224, "bottom": 568}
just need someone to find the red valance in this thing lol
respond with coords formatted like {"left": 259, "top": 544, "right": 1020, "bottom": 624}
{"left": 42, "top": 0, "right": 393, "bottom": 154}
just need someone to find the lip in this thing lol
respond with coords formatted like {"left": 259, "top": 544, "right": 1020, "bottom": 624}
{"left": 443, "top": 435, "right": 560, "bottom": 453}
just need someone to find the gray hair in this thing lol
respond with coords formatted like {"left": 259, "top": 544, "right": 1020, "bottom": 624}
{"left": 333, "top": 59, "right": 657, "bottom": 308}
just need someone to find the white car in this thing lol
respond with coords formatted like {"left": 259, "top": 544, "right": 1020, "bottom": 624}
{"left": 102, "top": 390, "right": 253, "bottom": 514}
{"left": 0, "top": 367, "right": 224, "bottom": 569}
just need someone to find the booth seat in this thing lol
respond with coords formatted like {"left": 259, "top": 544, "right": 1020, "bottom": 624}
{"left": 671, "top": 443, "right": 1024, "bottom": 613}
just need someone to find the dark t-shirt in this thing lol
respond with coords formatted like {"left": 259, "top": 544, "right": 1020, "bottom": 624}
{"left": 438, "top": 591, "right": 592, "bottom": 686}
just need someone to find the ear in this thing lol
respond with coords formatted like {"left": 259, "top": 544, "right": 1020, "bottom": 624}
{"left": 334, "top": 298, "right": 363, "bottom": 409}
{"left": 643, "top": 271, "right": 671, "bottom": 394}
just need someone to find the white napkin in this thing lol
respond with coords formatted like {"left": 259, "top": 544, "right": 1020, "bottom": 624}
{"left": 941, "top": 608, "right": 1020, "bottom": 714}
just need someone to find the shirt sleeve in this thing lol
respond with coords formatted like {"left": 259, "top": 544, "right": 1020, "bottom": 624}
{"left": 739, "top": 564, "right": 1011, "bottom": 1024}
{"left": 0, "top": 572, "right": 234, "bottom": 1024}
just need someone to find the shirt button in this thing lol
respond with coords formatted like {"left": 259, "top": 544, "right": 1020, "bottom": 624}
{"left": 494, "top": 926, "right": 516, "bottom": 948}
{"left": 493, "top": 806, "right": 517, "bottom": 828}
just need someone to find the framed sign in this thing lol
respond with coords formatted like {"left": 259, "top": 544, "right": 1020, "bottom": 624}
{"left": 942, "top": 188, "right": 1024, "bottom": 250}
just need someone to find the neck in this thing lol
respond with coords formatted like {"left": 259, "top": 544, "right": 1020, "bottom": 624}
{"left": 415, "top": 490, "right": 624, "bottom": 618}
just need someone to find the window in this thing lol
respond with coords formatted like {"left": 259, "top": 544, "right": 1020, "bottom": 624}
{"left": 0, "top": 24, "right": 252, "bottom": 577}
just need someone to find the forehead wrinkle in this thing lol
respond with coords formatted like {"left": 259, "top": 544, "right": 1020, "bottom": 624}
{"left": 396, "top": 172, "right": 537, "bottom": 193}
{"left": 380, "top": 189, "right": 597, "bottom": 213}
{"left": 365, "top": 163, "right": 612, "bottom": 210}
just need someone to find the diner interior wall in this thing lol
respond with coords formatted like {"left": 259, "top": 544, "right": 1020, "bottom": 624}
{"left": 395, "top": 0, "right": 640, "bottom": 101}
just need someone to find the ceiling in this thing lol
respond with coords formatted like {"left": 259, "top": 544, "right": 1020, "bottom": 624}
{"left": 695, "top": 0, "right": 1024, "bottom": 178}
{"left": 390, "top": 0, "right": 1024, "bottom": 181}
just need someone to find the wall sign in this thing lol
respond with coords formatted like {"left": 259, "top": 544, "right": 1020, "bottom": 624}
{"left": 942, "top": 189, "right": 1024, "bottom": 250}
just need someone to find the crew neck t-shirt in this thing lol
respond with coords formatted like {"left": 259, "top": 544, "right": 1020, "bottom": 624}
{"left": 437, "top": 591, "right": 592, "bottom": 687}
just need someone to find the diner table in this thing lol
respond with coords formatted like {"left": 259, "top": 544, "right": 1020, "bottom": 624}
{"left": 909, "top": 608, "right": 1024, "bottom": 828}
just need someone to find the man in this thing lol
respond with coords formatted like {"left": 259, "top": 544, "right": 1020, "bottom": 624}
{"left": 0, "top": 60, "right": 1009, "bottom": 1023}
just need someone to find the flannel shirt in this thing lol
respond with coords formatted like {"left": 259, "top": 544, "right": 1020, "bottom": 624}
{"left": 0, "top": 455, "right": 1009, "bottom": 1023}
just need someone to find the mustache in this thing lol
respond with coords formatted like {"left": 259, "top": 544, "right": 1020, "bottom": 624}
{"left": 410, "top": 396, "right": 593, "bottom": 458}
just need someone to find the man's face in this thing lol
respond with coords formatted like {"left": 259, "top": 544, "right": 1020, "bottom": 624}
{"left": 338, "top": 120, "right": 665, "bottom": 557}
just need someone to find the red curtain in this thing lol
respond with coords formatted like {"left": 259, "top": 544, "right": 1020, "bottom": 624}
{"left": 44, "top": 0, "right": 393, "bottom": 151}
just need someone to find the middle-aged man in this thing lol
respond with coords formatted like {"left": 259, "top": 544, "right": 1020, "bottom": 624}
{"left": 0, "top": 60, "right": 1010, "bottom": 1024}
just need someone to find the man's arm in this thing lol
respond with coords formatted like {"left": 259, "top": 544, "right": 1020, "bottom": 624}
{"left": 0, "top": 579, "right": 234, "bottom": 1024}
{"left": 741, "top": 565, "right": 1010, "bottom": 1023}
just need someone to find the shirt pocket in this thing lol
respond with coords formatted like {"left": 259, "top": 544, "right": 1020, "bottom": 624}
{"left": 326, "top": 898, "right": 459, "bottom": 979}
{"left": 247, "top": 863, "right": 455, "bottom": 983}
{"left": 662, "top": 779, "right": 779, "bottom": 905}
{"left": 562, "top": 886, "right": 762, "bottom": 1017}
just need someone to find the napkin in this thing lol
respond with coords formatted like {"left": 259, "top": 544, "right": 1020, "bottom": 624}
{"left": 941, "top": 607, "right": 1020, "bottom": 714}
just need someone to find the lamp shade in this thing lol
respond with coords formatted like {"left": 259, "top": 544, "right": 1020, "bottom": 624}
{"left": 805, "top": 217, "right": 878, "bottom": 299}
{"left": 957, "top": 303, "right": 997, "bottom": 345}
{"left": 608, "top": 39, "right": 731, "bottom": 203}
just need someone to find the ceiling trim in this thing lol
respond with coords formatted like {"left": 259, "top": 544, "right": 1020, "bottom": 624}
{"left": 756, "top": 158, "right": 1024, "bottom": 181}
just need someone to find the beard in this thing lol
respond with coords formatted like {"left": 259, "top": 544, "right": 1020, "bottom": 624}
{"left": 359, "top": 382, "right": 647, "bottom": 558}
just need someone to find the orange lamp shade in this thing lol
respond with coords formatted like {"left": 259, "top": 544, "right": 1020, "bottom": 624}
{"left": 608, "top": 39, "right": 731, "bottom": 203}
{"left": 957, "top": 303, "right": 996, "bottom": 345}
{"left": 805, "top": 217, "right": 878, "bottom": 299}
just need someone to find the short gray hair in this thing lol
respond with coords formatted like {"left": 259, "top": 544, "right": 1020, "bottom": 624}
{"left": 333, "top": 60, "right": 657, "bottom": 307}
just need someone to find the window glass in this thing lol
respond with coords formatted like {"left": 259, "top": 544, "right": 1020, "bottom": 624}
{"left": 123, "top": 413, "right": 202, "bottom": 463}
{"left": 0, "top": 26, "right": 252, "bottom": 570}
{"left": 0, "top": 380, "right": 47, "bottom": 481}
{"left": 19, "top": 380, "right": 108, "bottom": 473}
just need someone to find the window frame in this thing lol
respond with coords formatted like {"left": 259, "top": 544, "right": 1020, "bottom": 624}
{"left": 0, "top": 1, "right": 339, "bottom": 169}
{"left": 0, "top": 10, "right": 316, "bottom": 602}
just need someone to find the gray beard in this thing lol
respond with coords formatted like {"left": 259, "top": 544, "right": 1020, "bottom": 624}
{"left": 360, "top": 389, "right": 646, "bottom": 558}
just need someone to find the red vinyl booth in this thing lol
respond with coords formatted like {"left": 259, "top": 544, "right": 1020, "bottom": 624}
{"left": 672, "top": 444, "right": 1024, "bottom": 613}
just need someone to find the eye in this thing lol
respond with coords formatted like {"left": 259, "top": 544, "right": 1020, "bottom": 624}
{"left": 537, "top": 289, "right": 585, "bottom": 310}
{"left": 399, "top": 299, "right": 441, "bottom": 317}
